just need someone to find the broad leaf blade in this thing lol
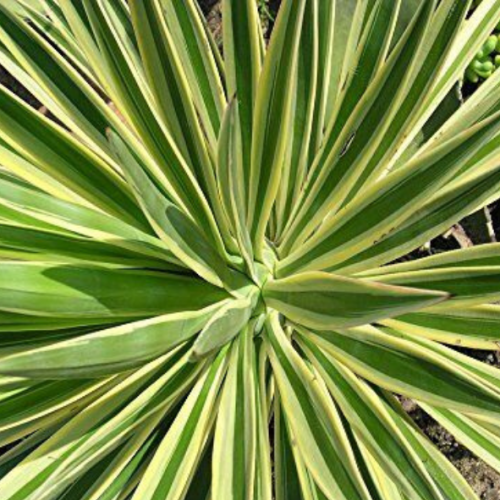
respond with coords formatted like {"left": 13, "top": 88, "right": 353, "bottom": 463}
{"left": 191, "top": 297, "right": 256, "bottom": 361}
{"left": 0, "top": 261, "right": 228, "bottom": 319}
{"left": 264, "top": 271, "right": 447, "bottom": 330}
{"left": 0, "top": 303, "right": 226, "bottom": 378}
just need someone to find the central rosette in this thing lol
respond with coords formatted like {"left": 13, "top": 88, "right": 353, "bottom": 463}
{"left": 189, "top": 247, "right": 448, "bottom": 362}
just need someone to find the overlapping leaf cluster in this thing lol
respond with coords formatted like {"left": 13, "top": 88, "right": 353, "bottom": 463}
{"left": 1, "top": 1, "right": 500, "bottom": 499}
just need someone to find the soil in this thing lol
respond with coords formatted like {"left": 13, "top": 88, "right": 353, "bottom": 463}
{"left": 1, "top": 1, "right": 500, "bottom": 498}
{"left": 0, "top": 66, "right": 40, "bottom": 109}
{"left": 400, "top": 347, "right": 500, "bottom": 499}
{"left": 405, "top": 399, "right": 500, "bottom": 500}
{"left": 401, "top": 347, "right": 500, "bottom": 499}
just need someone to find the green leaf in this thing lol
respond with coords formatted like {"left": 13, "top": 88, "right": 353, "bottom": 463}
{"left": 332, "top": 160, "right": 500, "bottom": 274}
{"left": 343, "top": 0, "right": 471, "bottom": 205}
{"left": 0, "top": 223, "right": 168, "bottom": 268}
{"left": 279, "top": 0, "right": 436, "bottom": 255}
{"left": 380, "top": 327, "right": 500, "bottom": 398}
{"left": 222, "top": 0, "right": 262, "bottom": 191}
{"left": 0, "top": 349, "right": 198, "bottom": 500}
{"left": 217, "top": 100, "right": 254, "bottom": 274}
{"left": 183, "top": 443, "right": 212, "bottom": 500}
{"left": 265, "top": 313, "right": 372, "bottom": 500}
{"left": 300, "top": 336, "right": 444, "bottom": 500}
{"left": 0, "top": 83, "right": 142, "bottom": 226}
{"left": 109, "top": 129, "right": 234, "bottom": 286}
{"left": 279, "top": 109, "right": 500, "bottom": 275}
{"left": 129, "top": 0, "right": 230, "bottom": 247}
{"left": 373, "top": 266, "right": 500, "bottom": 307}
{"left": 130, "top": 349, "right": 228, "bottom": 500}
{"left": 191, "top": 296, "right": 257, "bottom": 361}
{"left": 248, "top": 0, "right": 307, "bottom": 258}
{"left": 325, "top": 0, "right": 369, "bottom": 124}
{"left": 0, "top": 4, "right": 114, "bottom": 158}
{"left": 391, "top": 0, "right": 500, "bottom": 173}
{"left": 0, "top": 379, "right": 106, "bottom": 433}
{"left": 20, "top": 0, "right": 95, "bottom": 85}
{"left": 300, "top": 325, "right": 500, "bottom": 423}
{"left": 392, "top": 0, "right": 421, "bottom": 47}
{"left": 0, "top": 171, "right": 180, "bottom": 267}
{"left": 129, "top": 1, "right": 213, "bottom": 171}
{"left": 160, "top": 0, "right": 226, "bottom": 149}
{"left": 421, "top": 404, "right": 500, "bottom": 475}
{"left": 307, "top": 0, "right": 334, "bottom": 158}
{"left": 0, "top": 302, "right": 226, "bottom": 378}
{"left": 365, "top": 243, "right": 500, "bottom": 275}
{"left": 326, "top": 0, "right": 401, "bottom": 164}
{"left": 72, "top": 0, "right": 228, "bottom": 257}
{"left": 263, "top": 271, "right": 447, "bottom": 330}
{"left": 0, "top": 418, "right": 69, "bottom": 480}
{"left": 383, "top": 305, "right": 500, "bottom": 349}
{"left": 212, "top": 328, "right": 259, "bottom": 500}
{"left": 380, "top": 392, "right": 480, "bottom": 500}
{"left": 275, "top": 0, "right": 319, "bottom": 237}
{"left": 0, "top": 261, "right": 228, "bottom": 319}
{"left": 273, "top": 396, "right": 304, "bottom": 500}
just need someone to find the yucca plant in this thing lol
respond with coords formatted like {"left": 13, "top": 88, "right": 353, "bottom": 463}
{"left": 3, "top": 0, "right": 500, "bottom": 499}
